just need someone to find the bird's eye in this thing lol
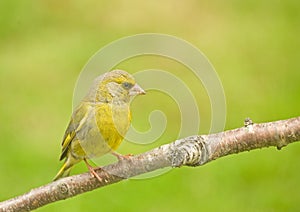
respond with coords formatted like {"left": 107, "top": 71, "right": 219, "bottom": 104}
{"left": 122, "top": 82, "right": 133, "bottom": 89}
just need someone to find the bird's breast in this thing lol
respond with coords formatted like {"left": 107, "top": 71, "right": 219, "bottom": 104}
{"left": 95, "top": 103, "right": 131, "bottom": 150}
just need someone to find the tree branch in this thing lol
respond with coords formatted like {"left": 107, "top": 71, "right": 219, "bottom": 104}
{"left": 1, "top": 116, "right": 300, "bottom": 211}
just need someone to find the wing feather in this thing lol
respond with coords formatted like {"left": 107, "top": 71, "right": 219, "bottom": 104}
{"left": 59, "top": 103, "right": 92, "bottom": 160}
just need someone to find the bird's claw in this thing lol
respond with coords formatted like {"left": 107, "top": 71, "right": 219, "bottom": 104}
{"left": 111, "top": 152, "right": 133, "bottom": 161}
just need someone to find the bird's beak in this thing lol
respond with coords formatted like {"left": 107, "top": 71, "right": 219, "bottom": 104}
{"left": 129, "top": 83, "right": 146, "bottom": 96}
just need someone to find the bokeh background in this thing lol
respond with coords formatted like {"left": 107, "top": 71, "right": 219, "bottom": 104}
{"left": 1, "top": 1, "right": 300, "bottom": 211}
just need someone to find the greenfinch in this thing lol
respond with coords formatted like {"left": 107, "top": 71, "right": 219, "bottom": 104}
{"left": 53, "top": 70, "right": 145, "bottom": 181}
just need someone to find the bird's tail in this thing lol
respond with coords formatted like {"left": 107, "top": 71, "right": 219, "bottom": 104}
{"left": 53, "top": 161, "right": 72, "bottom": 181}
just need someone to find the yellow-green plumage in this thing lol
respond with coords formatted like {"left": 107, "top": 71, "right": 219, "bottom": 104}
{"left": 54, "top": 70, "right": 145, "bottom": 181}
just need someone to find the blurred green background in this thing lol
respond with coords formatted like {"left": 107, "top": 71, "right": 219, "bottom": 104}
{"left": 1, "top": 0, "right": 300, "bottom": 211}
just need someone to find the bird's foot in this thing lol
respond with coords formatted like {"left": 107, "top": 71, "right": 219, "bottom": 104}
{"left": 84, "top": 158, "right": 103, "bottom": 182}
{"left": 111, "top": 151, "right": 133, "bottom": 161}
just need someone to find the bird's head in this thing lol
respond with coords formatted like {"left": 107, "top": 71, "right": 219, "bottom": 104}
{"left": 86, "top": 70, "right": 145, "bottom": 104}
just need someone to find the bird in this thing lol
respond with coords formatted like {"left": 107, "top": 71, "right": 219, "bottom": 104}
{"left": 53, "top": 70, "right": 145, "bottom": 181}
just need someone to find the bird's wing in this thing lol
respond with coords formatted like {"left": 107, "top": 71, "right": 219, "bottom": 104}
{"left": 59, "top": 102, "right": 93, "bottom": 161}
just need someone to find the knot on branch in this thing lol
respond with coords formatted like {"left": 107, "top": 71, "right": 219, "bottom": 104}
{"left": 170, "top": 135, "right": 208, "bottom": 167}
{"left": 52, "top": 182, "right": 70, "bottom": 200}
{"left": 58, "top": 183, "right": 69, "bottom": 195}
